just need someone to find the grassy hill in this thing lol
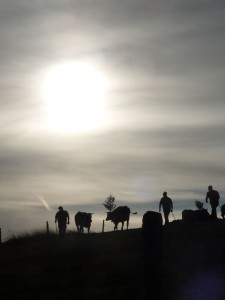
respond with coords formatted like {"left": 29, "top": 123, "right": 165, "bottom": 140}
{"left": 1, "top": 220, "right": 225, "bottom": 300}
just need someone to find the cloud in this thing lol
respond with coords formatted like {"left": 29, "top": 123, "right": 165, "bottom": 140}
{"left": 0, "top": 0, "right": 225, "bottom": 234}
{"left": 38, "top": 195, "right": 51, "bottom": 211}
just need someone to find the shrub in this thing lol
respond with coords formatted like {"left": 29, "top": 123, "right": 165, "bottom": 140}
{"left": 194, "top": 200, "right": 204, "bottom": 210}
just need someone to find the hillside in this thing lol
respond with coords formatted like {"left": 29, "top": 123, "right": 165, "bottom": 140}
{"left": 0, "top": 220, "right": 225, "bottom": 300}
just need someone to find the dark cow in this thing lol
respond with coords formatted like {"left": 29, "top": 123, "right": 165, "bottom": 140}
{"left": 106, "top": 206, "right": 137, "bottom": 230}
{"left": 75, "top": 212, "right": 93, "bottom": 234}
{"left": 182, "top": 209, "right": 194, "bottom": 222}
{"left": 182, "top": 209, "right": 209, "bottom": 222}
{"left": 221, "top": 204, "right": 225, "bottom": 219}
{"left": 142, "top": 211, "right": 163, "bottom": 241}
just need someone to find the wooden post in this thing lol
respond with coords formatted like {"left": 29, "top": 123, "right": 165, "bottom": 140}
{"left": 102, "top": 220, "right": 105, "bottom": 233}
{"left": 142, "top": 211, "right": 163, "bottom": 300}
{"left": 0, "top": 228, "right": 1, "bottom": 244}
{"left": 46, "top": 221, "right": 49, "bottom": 235}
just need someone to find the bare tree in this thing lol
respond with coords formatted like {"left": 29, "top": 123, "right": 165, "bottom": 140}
{"left": 103, "top": 194, "right": 116, "bottom": 212}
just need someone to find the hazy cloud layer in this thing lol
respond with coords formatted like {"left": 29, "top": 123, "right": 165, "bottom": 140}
{"left": 0, "top": 0, "right": 225, "bottom": 237}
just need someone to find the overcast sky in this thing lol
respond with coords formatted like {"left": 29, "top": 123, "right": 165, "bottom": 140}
{"left": 0, "top": 0, "right": 225, "bottom": 239}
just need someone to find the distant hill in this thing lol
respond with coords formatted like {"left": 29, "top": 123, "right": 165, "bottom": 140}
{"left": 1, "top": 220, "right": 225, "bottom": 300}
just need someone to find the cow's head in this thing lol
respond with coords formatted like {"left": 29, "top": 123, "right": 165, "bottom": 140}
{"left": 106, "top": 212, "right": 112, "bottom": 221}
{"left": 87, "top": 213, "right": 93, "bottom": 222}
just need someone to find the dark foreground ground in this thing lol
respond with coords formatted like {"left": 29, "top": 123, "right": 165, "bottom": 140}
{"left": 0, "top": 220, "right": 225, "bottom": 300}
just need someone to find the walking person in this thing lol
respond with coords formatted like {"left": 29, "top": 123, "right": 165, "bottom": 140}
{"left": 159, "top": 191, "right": 173, "bottom": 225}
{"left": 205, "top": 185, "right": 220, "bottom": 220}
{"left": 55, "top": 206, "right": 70, "bottom": 238}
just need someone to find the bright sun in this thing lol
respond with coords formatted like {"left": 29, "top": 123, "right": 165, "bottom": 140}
{"left": 41, "top": 61, "right": 108, "bottom": 133}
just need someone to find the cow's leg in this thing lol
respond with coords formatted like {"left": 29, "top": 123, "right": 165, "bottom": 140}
{"left": 127, "top": 219, "right": 129, "bottom": 230}
{"left": 114, "top": 223, "right": 118, "bottom": 231}
{"left": 121, "top": 222, "right": 124, "bottom": 230}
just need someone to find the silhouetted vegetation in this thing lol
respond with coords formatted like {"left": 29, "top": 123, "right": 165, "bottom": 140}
{"left": 195, "top": 200, "right": 204, "bottom": 210}
{"left": 102, "top": 193, "right": 116, "bottom": 212}
{"left": 1, "top": 220, "right": 225, "bottom": 299}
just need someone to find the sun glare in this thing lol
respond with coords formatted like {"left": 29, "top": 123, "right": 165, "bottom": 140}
{"left": 41, "top": 61, "right": 108, "bottom": 133}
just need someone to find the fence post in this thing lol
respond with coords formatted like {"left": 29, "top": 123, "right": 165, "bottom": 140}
{"left": 0, "top": 228, "right": 1, "bottom": 244}
{"left": 102, "top": 220, "right": 105, "bottom": 233}
{"left": 46, "top": 221, "right": 49, "bottom": 235}
{"left": 142, "top": 211, "right": 163, "bottom": 300}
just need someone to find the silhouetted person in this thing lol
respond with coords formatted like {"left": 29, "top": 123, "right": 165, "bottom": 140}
{"left": 159, "top": 191, "right": 173, "bottom": 225}
{"left": 205, "top": 185, "right": 220, "bottom": 220}
{"left": 55, "top": 206, "right": 69, "bottom": 238}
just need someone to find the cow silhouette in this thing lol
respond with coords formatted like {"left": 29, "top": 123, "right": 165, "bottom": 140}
{"left": 221, "top": 204, "right": 225, "bottom": 219}
{"left": 75, "top": 212, "right": 93, "bottom": 234}
{"left": 106, "top": 206, "right": 137, "bottom": 230}
{"left": 182, "top": 209, "right": 209, "bottom": 222}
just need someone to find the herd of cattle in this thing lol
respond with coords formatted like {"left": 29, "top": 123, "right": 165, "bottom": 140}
{"left": 182, "top": 204, "right": 225, "bottom": 222}
{"left": 74, "top": 204, "right": 225, "bottom": 234}
{"left": 75, "top": 206, "right": 137, "bottom": 234}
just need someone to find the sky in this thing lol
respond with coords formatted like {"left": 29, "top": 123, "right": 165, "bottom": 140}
{"left": 0, "top": 0, "right": 225, "bottom": 240}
